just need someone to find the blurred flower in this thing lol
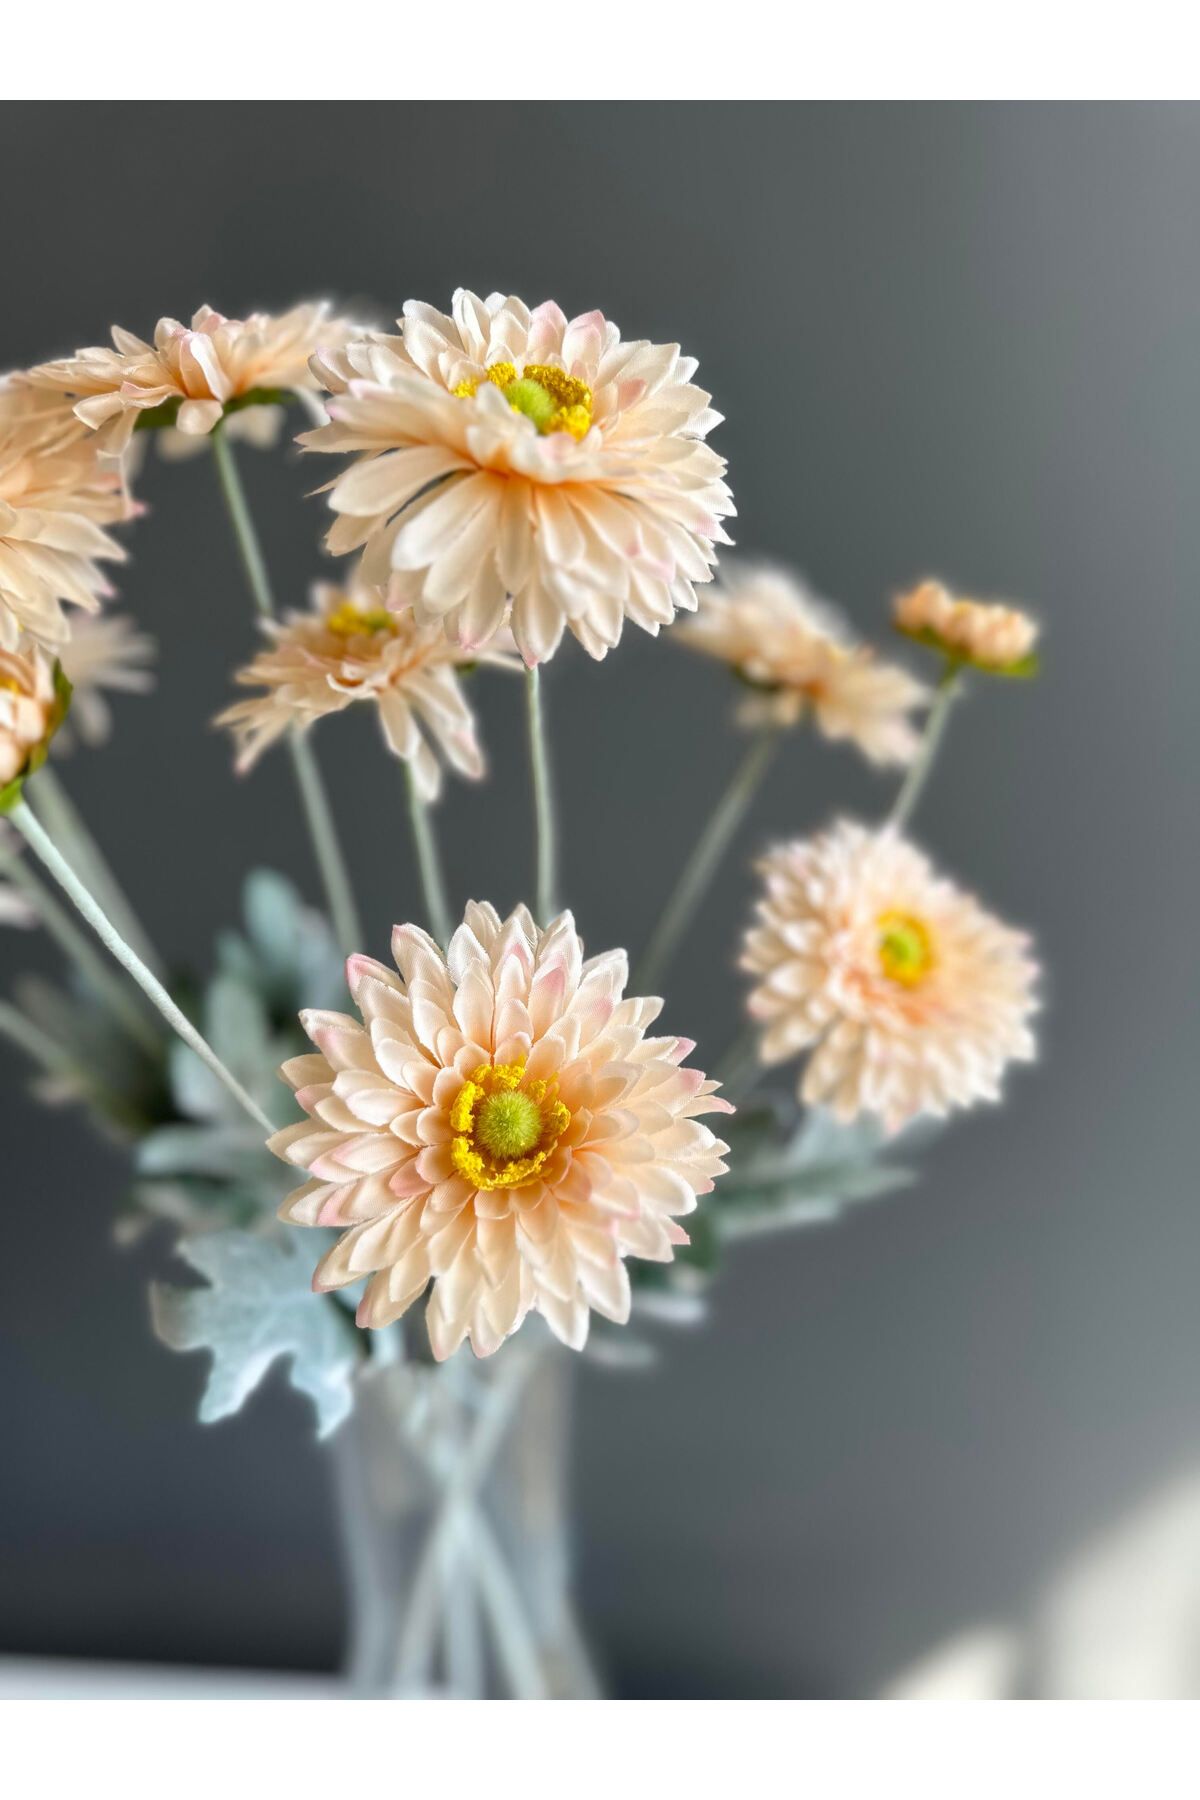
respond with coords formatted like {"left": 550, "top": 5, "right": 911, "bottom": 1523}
{"left": 27, "top": 303, "right": 355, "bottom": 454}
{"left": 682, "top": 561, "right": 928, "bottom": 764}
{"left": 304, "top": 289, "right": 734, "bottom": 666}
{"left": 0, "top": 380, "right": 128, "bottom": 651}
{"left": 272, "top": 904, "right": 732, "bottom": 1358}
{"left": 55, "top": 611, "right": 155, "bottom": 750}
{"left": 894, "top": 579, "right": 1039, "bottom": 673}
{"left": 216, "top": 570, "right": 516, "bottom": 800}
{"left": 0, "top": 821, "right": 35, "bottom": 928}
{"left": 0, "top": 641, "right": 66, "bottom": 791}
{"left": 741, "top": 820, "right": 1038, "bottom": 1131}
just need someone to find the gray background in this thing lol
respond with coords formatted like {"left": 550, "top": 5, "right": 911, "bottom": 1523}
{"left": 0, "top": 102, "right": 1196, "bottom": 1697}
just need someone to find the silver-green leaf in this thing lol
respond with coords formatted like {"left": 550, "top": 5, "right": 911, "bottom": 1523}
{"left": 150, "top": 1229, "right": 359, "bottom": 1437}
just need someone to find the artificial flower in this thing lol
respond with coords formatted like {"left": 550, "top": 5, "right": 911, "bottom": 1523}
{"left": 682, "top": 561, "right": 928, "bottom": 764}
{"left": 0, "top": 642, "right": 69, "bottom": 796}
{"left": 894, "top": 579, "right": 1039, "bottom": 673}
{"left": 272, "top": 903, "right": 732, "bottom": 1358}
{"left": 216, "top": 571, "right": 516, "bottom": 800}
{"left": 740, "top": 820, "right": 1038, "bottom": 1132}
{"left": 0, "top": 380, "right": 128, "bottom": 652}
{"left": 303, "top": 290, "right": 734, "bottom": 666}
{"left": 28, "top": 303, "right": 355, "bottom": 454}
{"left": 55, "top": 611, "right": 155, "bottom": 750}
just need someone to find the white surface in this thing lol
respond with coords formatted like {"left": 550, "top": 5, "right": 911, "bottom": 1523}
{"left": 0, "top": 1656, "right": 332, "bottom": 1700}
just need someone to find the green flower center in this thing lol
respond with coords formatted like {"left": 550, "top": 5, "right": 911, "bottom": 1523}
{"left": 325, "top": 601, "right": 397, "bottom": 638}
{"left": 474, "top": 1089, "right": 545, "bottom": 1160}
{"left": 453, "top": 361, "right": 593, "bottom": 440}
{"left": 877, "top": 911, "right": 935, "bottom": 986}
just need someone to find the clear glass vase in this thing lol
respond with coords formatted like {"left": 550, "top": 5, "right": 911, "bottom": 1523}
{"left": 328, "top": 1333, "right": 602, "bottom": 1698}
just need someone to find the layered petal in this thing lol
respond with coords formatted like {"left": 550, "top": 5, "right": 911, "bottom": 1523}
{"left": 740, "top": 821, "right": 1039, "bottom": 1131}
{"left": 303, "top": 291, "right": 734, "bottom": 666}
{"left": 275, "top": 904, "right": 731, "bottom": 1358}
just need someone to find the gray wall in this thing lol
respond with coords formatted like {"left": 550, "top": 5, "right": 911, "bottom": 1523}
{"left": 0, "top": 102, "right": 1196, "bottom": 1696}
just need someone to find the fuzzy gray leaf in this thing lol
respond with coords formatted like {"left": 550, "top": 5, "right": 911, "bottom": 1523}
{"left": 716, "top": 1107, "right": 921, "bottom": 1241}
{"left": 150, "top": 1229, "right": 359, "bottom": 1437}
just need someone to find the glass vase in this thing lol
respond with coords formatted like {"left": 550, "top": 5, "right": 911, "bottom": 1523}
{"left": 327, "top": 1333, "right": 601, "bottom": 1698}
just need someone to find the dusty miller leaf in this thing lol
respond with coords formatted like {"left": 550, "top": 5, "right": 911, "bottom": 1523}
{"left": 714, "top": 1108, "right": 921, "bottom": 1241}
{"left": 150, "top": 1229, "right": 359, "bottom": 1438}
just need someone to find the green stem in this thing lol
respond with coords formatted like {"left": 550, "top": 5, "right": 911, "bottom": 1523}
{"left": 210, "top": 426, "right": 276, "bottom": 619}
{"left": 0, "top": 997, "right": 81, "bottom": 1080}
{"left": 210, "top": 428, "right": 363, "bottom": 956}
{"left": 10, "top": 800, "right": 273, "bottom": 1134}
{"left": 888, "top": 667, "right": 962, "bottom": 833}
{"left": 0, "top": 833, "right": 160, "bottom": 1053}
{"left": 635, "top": 725, "right": 782, "bottom": 997}
{"left": 524, "top": 667, "right": 558, "bottom": 924}
{"left": 30, "top": 762, "right": 164, "bottom": 976}
{"left": 287, "top": 733, "right": 363, "bottom": 958}
{"left": 405, "top": 765, "right": 452, "bottom": 949}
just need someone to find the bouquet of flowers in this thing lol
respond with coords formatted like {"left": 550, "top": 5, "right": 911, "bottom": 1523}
{"left": 0, "top": 291, "right": 1041, "bottom": 1696}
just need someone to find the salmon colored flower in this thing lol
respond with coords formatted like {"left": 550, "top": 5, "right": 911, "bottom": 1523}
{"left": 303, "top": 290, "right": 733, "bottom": 666}
{"left": 741, "top": 821, "right": 1038, "bottom": 1132}
{"left": 216, "top": 570, "right": 516, "bottom": 800}
{"left": 28, "top": 303, "right": 355, "bottom": 454}
{"left": 273, "top": 904, "right": 732, "bottom": 1358}
{"left": 56, "top": 611, "right": 155, "bottom": 750}
{"left": 0, "top": 380, "right": 127, "bottom": 652}
{"left": 894, "top": 579, "right": 1039, "bottom": 673}
{"left": 683, "top": 561, "right": 928, "bottom": 765}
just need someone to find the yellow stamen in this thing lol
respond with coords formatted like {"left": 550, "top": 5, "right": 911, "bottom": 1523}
{"left": 325, "top": 601, "right": 397, "bottom": 638}
{"left": 877, "top": 911, "right": 935, "bottom": 987}
{"left": 448, "top": 1059, "right": 571, "bottom": 1192}
{"left": 453, "top": 360, "right": 593, "bottom": 440}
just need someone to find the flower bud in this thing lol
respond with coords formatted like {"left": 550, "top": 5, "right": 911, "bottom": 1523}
{"left": 0, "top": 646, "right": 70, "bottom": 801}
{"left": 894, "top": 580, "right": 1039, "bottom": 673}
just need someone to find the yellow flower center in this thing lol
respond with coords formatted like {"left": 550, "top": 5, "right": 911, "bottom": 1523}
{"left": 325, "top": 601, "right": 398, "bottom": 638}
{"left": 877, "top": 911, "right": 935, "bottom": 986}
{"left": 449, "top": 1060, "right": 571, "bottom": 1191}
{"left": 453, "top": 361, "right": 593, "bottom": 440}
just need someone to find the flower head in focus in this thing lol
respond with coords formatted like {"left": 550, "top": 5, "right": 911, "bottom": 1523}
{"left": 0, "top": 380, "right": 128, "bottom": 652}
{"left": 894, "top": 580, "right": 1039, "bottom": 675}
{"left": 682, "top": 561, "right": 928, "bottom": 765}
{"left": 741, "top": 820, "right": 1038, "bottom": 1132}
{"left": 272, "top": 904, "right": 732, "bottom": 1358}
{"left": 0, "top": 641, "right": 71, "bottom": 801}
{"left": 216, "top": 569, "right": 516, "bottom": 799}
{"left": 28, "top": 303, "right": 356, "bottom": 454}
{"left": 303, "top": 290, "right": 734, "bottom": 666}
{"left": 55, "top": 612, "right": 155, "bottom": 751}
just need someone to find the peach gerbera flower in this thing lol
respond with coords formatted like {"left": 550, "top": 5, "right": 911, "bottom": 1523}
{"left": 894, "top": 580, "right": 1039, "bottom": 672}
{"left": 741, "top": 821, "right": 1038, "bottom": 1132}
{"left": 0, "top": 381, "right": 128, "bottom": 652}
{"left": 28, "top": 303, "right": 355, "bottom": 454}
{"left": 56, "top": 611, "right": 155, "bottom": 750}
{"left": 302, "top": 290, "right": 734, "bottom": 666}
{"left": 682, "top": 561, "right": 928, "bottom": 765}
{"left": 216, "top": 570, "right": 516, "bottom": 800}
{"left": 272, "top": 904, "right": 732, "bottom": 1358}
